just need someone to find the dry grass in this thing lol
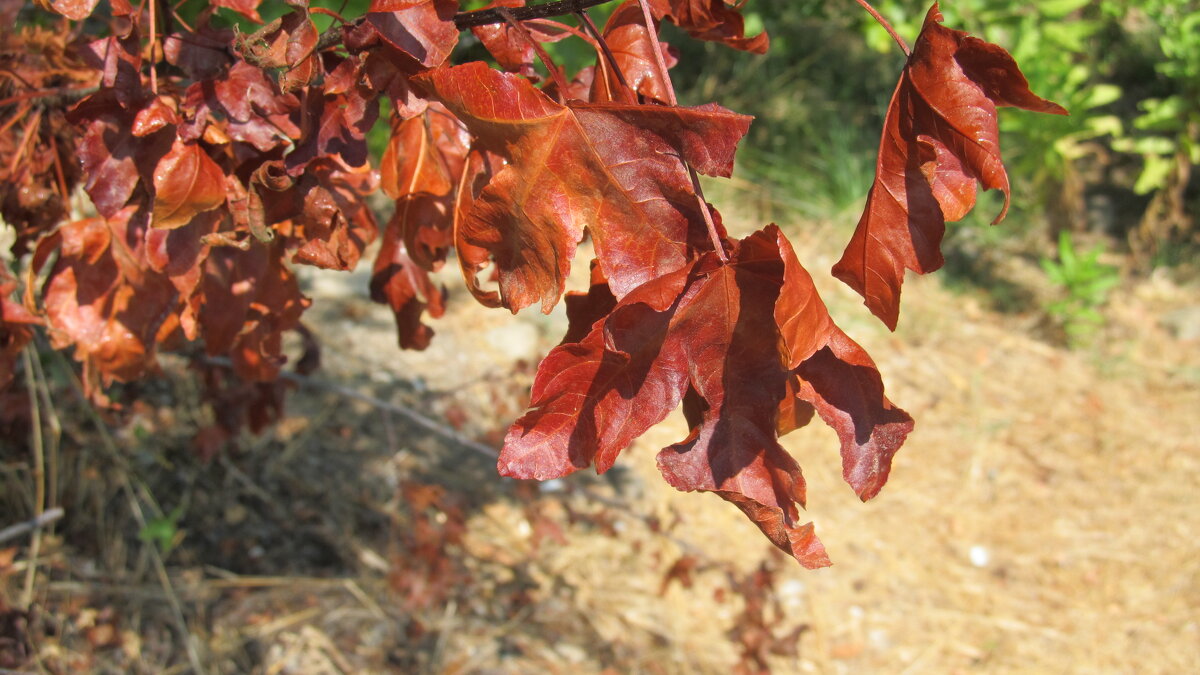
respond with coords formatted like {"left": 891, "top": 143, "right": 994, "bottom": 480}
{"left": 1, "top": 216, "right": 1198, "bottom": 673}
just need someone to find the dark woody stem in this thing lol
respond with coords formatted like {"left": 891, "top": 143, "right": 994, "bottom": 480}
{"left": 576, "top": 10, "right": 630, "bottom": 90}
{"left": 454, "top": 0, "right": 615, "bottom": 29}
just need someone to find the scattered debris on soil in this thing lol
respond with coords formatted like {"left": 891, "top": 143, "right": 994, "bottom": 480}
{"left": 2, "top": 218, "right": 1198, "bottom": 673}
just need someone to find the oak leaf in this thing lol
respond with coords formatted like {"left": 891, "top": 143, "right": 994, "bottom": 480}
{"left": 832, "top": 2, "right": 1067, "bottom": 329}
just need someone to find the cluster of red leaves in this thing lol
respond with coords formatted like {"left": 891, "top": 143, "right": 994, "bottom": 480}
{"left": 0, "top": 0, "right": 1062, "bottom": 566}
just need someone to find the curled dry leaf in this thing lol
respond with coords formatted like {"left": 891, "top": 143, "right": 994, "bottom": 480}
{"left": 833, "top": 2, "right": 1067, "bottom": 329}
{"left": 501, "top": 224, "right": 909, "bottom": 567}
{"left": 152, "top": 140, "right": 227, "bottom": 230}
{"left": 35, "top": 209, "right": 177, "bottom": 387}
{"left": 367, "top": 0, "right": 460, "bottom": 69}
{"left": 649, "top": 0, "right": 768, "bottom": 54}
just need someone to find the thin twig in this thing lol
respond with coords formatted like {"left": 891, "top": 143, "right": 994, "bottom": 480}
{"left": 635, "top": 0, "right": 676, "bottom": 106}
{"left": 0, "top": 508, "right": 64, "bottom": 546}
{"left": 20, "top": 348, "right": 45, "bottom": 609}
{"left": 48, "top": 349, "right": 209, "bottom": 675}
{"left": 854, "top": 0, "right": 910, "bottom": 57}
{"left": 317, "top": 0, "right": 618, "bottom": 52}
{"left": 577, "top": 10, "right": 630, "bottom": 90}
{"left": 148, "top": 0, "right": 159, "bottom": 94}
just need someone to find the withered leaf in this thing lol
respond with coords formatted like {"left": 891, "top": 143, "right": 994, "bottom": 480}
{"left": 417, "top": 62, "right": 751, "bottom": 312}
{"left": 213, "top": 0, "right": 263, "bottom": 23}
{"left": 367, "top": 0, "right": 459, "bottom": 69}
{"left": 649, "top": 0, "right": 768, "bottom": 54}
{"left": 48, "top": 0, "right": 100, "bottom": 21}
{"left": 152, "top": 139, "right": 227, "bottom": 230}
{"left": 596, "top": 0, "right": 678, "bottom": 104}
{"left": 36, "top": 209, "right": 177, "bottom": 386}
{"left": 503, "top": 224, "right": 909, "bottom": 567}
{"left": 370, "top": 226, "right": 447, "bottom": 350}
{"left": 0, "top": 268, "right": 40, "bottom": 391}
{"left": 832, "top": 2, "right": 1067, "bottom": 329}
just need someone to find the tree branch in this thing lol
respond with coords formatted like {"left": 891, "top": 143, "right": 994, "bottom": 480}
{"left": 454, "top": 0, "right": 615, "bottom": 30}
{"left": 317, "top": 0, "right": 618, "bottom": 51}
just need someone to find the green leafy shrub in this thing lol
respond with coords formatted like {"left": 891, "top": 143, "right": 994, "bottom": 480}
{"left": 1040, "top": 231, "right": 1121, "bottom": 346}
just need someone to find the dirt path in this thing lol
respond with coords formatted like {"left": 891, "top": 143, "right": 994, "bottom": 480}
{"left": 5, "top": 220, "right": 1197, "bottom": 673}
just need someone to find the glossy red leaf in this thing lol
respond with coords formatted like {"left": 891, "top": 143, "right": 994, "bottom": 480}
{"left": 152, "top": 139, "right": 227, "bottom": 230}
{"left": 367, "top": 0, "right": 459, "bottom": 69}
{"left": 832, "top": 2, "right": 1067, "bottom": 329}
{"left": 596, "top": 1, "right": 678, "bottom": 104}
{"left": 417, "top": 62, "right": 751, "bottom": 312}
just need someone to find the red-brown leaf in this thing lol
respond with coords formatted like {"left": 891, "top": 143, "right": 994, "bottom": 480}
{"left": 793, "top": 333, "right": 914, "bottom": 501}
{"left": 370, "top": 225, "right": 447, "bottom": 350}
{"left": 152, "top": 140, "right": 226, "bottom": 230}
{"left": 499, "top": 263, "right": 693, "bottom": 479}
{"left": 213, "top": 0, "right": 263, "bottom": 23}
{"left": 471, "top": 1, "right": 572, "bottom": 78}
{"left": 765, "top": 224, "right": 914, "bottom": 500}
{"left": 36, "top": 209, "right": 177, "bottom": 385}
{"left": 379, "top": 105, "right": 469, "bottom": 270}
{"left": 832, "top": 2, "right": 1067, "bottom": 329}
{"left": 596, "top": 1, "right": 678, "bottom": 104}
{"left": 417, "top": 62, "right": 750, "bottom": 312}
{"left": 72, "top": 94, "right": 173, "bottom": 218}
{"left": 367, "top": 0, "right": 459, "bottom": 69}
{"left": 48, "top": 0, "right": 100, "bottom": 20}
{"left": 648, "top": 0, "right": 768, "bottom": 54}
{"left": 0, "top": 268, "right": 40, "bottom": 391}
{"left": 502, "top": 224, "right": 910, "bottom": 566}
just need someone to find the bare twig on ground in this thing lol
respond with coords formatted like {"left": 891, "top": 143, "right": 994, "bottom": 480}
{"left": 0, "top": 507, "right": 64, "bottom": 545}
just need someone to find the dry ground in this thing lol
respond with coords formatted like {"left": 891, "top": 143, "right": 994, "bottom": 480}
{"left": 1, "top": 214, "right": 1198, "bottom": 673}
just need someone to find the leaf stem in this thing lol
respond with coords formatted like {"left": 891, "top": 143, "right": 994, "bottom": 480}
{"left": 636, "top": 0, "right": 676, "bottom": 106}
{"left": 497, "top": 8, "right": 572, "bottom": 96}
{"left": 635, "top": 0, "right": 727, "bottom": 261}
{"left": 854, "top": 0, "right": 910, "bottom": 57}
{"left": 148, "top": 0, "right": 159, "bottom": 94}
{"left": 577, "top": 10, "right": 630, "bottom": 90}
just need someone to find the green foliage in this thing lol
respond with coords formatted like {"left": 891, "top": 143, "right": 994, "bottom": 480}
{"left": 1111, "top": 1, "right": 1200, "bottom": 196}
{"left": 1040, "top": 231, "right": 1120, "bottom": 346}
{"left": 138, "top": 504, "right": 186, "bottom": 556}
